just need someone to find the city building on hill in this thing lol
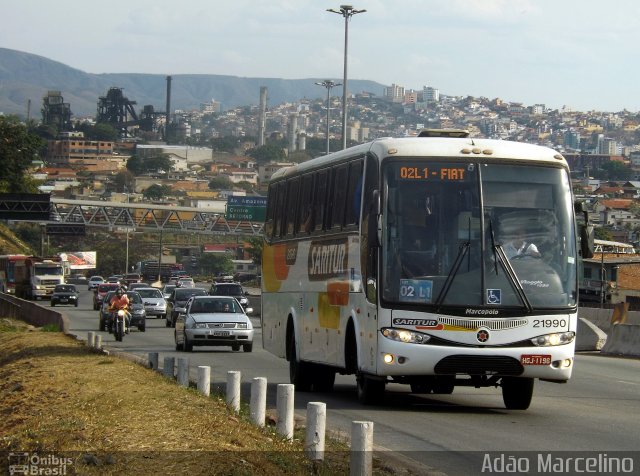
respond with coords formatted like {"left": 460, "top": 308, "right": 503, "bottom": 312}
{"left": 257, "top": 162, "right": 295, "bottom": 185}
{"left": 46, "top": 131, "right": 120, "bottom": 169}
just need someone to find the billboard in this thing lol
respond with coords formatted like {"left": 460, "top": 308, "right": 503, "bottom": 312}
{"left": 60, "top": 251, "right": 97, "bottom": 270}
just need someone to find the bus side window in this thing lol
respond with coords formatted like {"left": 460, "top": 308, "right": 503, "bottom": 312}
{"left": 285, "top": 178, "right": 300, "bottom": 237}
{"left": 330, "top": 165, "right": 348, "bottom": 229}
{"left": 314, "top": 170, "right": 329, "bottom": 232}
{"left": 274, "top": 182, "right": 288, "bottom": 239}
{"left": 345, "top": 159, "right": 364, "bottom": 227}
{"left": 297, "top": 174, "right": 315, "bottom": 234}
{"left": 265, "top": 183, "right": 276, "bottom": 239}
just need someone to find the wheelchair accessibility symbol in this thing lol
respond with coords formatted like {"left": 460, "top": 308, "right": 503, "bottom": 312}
{"left": 487, "top": 289, "right": 501, "bottom": 304}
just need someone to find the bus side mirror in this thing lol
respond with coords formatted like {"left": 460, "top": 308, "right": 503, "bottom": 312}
{"left": 580, "top": 225, "right": 594, "bottom": 259}
{"left": 574, "top": 200, "right": 594, "bottom": 259}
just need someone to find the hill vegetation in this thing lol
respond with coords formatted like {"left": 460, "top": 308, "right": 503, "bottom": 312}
{"left": 0, "top": 47, "right": 386, "bottom": 117}
{"left": 0, "top": 223, "right": 33, "bottom": 255}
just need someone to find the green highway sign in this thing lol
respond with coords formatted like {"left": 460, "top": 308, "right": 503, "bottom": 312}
{"left": 225, "top": 205, "right": 266, "bottom": 221}
{"left": 225, "top": 196, "right": 267, "bottom": 221}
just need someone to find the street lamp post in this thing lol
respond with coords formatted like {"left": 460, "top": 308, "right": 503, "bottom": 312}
{"left": 315, "top": 80, "right": 341, "bottom": 155}
{"left": 124, "top": 187, "right": 130, "bottom": 272}
{"left": 327, "top": 5, "right": 366, "bottom": 150}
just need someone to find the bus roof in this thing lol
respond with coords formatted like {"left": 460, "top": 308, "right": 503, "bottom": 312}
{"left": 270, "top": 136, "right": 566, "bottom": 182}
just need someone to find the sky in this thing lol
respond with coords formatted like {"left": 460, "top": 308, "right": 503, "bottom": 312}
{"left": 2, "top": 0, "right": 639, "bottom": 112}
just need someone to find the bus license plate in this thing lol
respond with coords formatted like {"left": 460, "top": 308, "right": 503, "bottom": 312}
{"left": 521, "top": 354, "right": 551, "bottom": 365}
{"left": 212, "top": 331, "right": 229, "bottom": 337}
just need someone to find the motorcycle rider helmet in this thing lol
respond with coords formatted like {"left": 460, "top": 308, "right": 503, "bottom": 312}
{"left": 116, "top": 287, "right": 124, "bottom": 296}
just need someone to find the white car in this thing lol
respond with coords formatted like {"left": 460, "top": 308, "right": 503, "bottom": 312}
{"left": 135, "top": 287, "right": 167, "bottom": 319}
{"left": 177, "top": 277, "right": 195, "bottom": 288}
{"left": 87, "top": 275, "right": 105, "bottom": 290}
{"left": 175, "top": 296, "right": 254, "bottom": 352}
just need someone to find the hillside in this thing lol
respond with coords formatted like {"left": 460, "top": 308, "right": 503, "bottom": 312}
{"left": 0, "top": 48, "right": 386, "bottom": 118}
{"left": 0, "top": 223, "right": 33, "bottom": 255}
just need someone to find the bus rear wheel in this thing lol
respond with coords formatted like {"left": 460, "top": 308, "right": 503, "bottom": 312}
{"left": 289, "top": 337, "right": 312, "bottom": 392}
{"left": 357, "top": 374, "right": 385, "bottom": 405}
{"left": 502, "top": 377, "right": 534, "bottom": 410}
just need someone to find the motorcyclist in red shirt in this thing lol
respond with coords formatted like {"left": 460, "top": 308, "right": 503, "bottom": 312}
{"left": 108, "top": 287, "right": 131, "bottom": 333}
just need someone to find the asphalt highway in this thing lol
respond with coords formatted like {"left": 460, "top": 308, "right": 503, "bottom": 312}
{"left": 55, "top": 287, "right": 640, "bottom": 475}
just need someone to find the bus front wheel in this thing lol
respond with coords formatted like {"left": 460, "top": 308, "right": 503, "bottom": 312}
{"left": 313, "top": 366, "right": 335, "bottom": 392}
{"left": 501, "top": 377, "right": 534, "bottom": 410}
{"left": 357, "top": 374, "right": 385, "bottom": 405}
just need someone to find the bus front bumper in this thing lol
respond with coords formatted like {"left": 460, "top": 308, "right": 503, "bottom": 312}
{"left": 375, "top": 339, "right": 575, "bottom": 381}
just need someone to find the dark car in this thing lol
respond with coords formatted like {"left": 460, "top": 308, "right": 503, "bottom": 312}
{"left": 99, "top": 290, "right": 147, "bottom": 332}
{"left": 93, "top": 283, "right": 120, "bottom": 310}
{"left": 166, "top": 287, "right": 208, "bottom": 327}
{"left": 51, "top": 284, "right": 79, "bottom": 307}
{"left": 208, "top": 282, "right": 250, "bottom": 309}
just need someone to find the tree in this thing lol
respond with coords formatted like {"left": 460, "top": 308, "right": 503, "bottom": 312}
{"left": 208, "top": 176, "right": 233, "bottom": 190}
{"left": 597, "top": 161, "right": 633, "bottom": 181}
{"left": 127, "top": 154, "right": 173, "bottom": 175}
{"left": 144, "top": 154, "right": 173, "bottom": 174}
{"left": 247, "top": 143, "right": 286, "bottom": 164}
{"left": 210, "top": 137, "right": 241, "bottom": 153}
{"left": 75, "top": 122, "right": 118, "bottom": 142}
{"left": 143, "top": 184, "right": 172, "bottom": 200}
{"left": 127, "top": 155, "right": 145, "bottom": 175}
{"left": 244, "top": 236, "right": 263, "bottom": 268}
{"left": 114, "top": 170, "right": 135, "bottom": 193}
{"left": 0, "top": 116, "right": 45, "bottom": 193}
{"left": 197, "top": 253, "right": 234, "bottom": 277}
{"left": 594, "top": 227, "right": 613, "bottom": 241}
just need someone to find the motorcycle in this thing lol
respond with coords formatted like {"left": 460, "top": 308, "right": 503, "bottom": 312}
{"left": 112, "top": 309, "right": 130, "bottom": 342}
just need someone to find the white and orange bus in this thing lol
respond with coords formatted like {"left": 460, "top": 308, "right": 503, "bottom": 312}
{"left": 261, "top": 130, "right": 592, "bottom": 409}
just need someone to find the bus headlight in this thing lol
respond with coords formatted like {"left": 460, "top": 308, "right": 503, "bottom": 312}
{"left": 381, "top": 328, "right": 431, "bottom": 344}
{"left": 530, "top": 331, "right": 575, "bottom": 347}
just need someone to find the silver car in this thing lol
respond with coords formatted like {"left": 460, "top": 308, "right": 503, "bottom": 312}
{"left": 175, "top": 296, "right": 254, "bottom": 352}
{"left": 135, "top": 287, "right": 167, "bottom": 319}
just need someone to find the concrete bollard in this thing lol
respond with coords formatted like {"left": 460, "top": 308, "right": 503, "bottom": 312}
{"left": 177, "top": 357, "right": 189, "bottom": 387}
{"left": 276, "top": 384, "right": 295, "bottom": 440}
{"left": 197, "top": 366, "right": 211, "bottom": 396}
{"left": 87, "top": 331, "right": 95, "bottom": 347}
{"left": 148, "top": 352, "right": 159, "bottom": 370}
{"left": 250, "top": 377, "right": 267, "bottom": 427}
{"left": 305, "top": 402, "right": 326, "bottom": 461}
{"left": 226, "top": 371, "right": 241, "bottom": 413}
{"left": 94, "top": 334, "right": 102, "bottom": 350}
{"left": 163, "top": 356, "right": 175, "bottom": 379}
{"left": 350, "top": 421, "right": 374, "bottom": 476}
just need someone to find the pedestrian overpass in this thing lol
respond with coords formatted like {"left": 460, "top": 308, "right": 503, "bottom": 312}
{"left": 47, "top": 198, "right": 264, "bottom": 236}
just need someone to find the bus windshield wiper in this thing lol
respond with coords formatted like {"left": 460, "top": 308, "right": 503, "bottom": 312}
{"left": 492, "top": 241, "right": 533, "bottom": 313}
{"left": 489, "top": 220, "right": 499, "bottom": 275}
{"left": 435, "top": 241, "right": 470, "bottom": 310}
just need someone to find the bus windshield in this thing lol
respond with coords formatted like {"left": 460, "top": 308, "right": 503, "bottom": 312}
{"left": 381, "top": 160, "right": 577, "bottom": 311}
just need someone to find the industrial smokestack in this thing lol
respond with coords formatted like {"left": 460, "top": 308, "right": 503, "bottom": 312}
{"left": 258, "top": 87, "right": 267, "bottom": 147}
{"left": 165, "top": 75, "right": 172, "bottom": 141}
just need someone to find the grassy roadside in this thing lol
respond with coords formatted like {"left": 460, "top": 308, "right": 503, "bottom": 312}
{"left": 0, "top": 318, "right": 408, "bottom": 475}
